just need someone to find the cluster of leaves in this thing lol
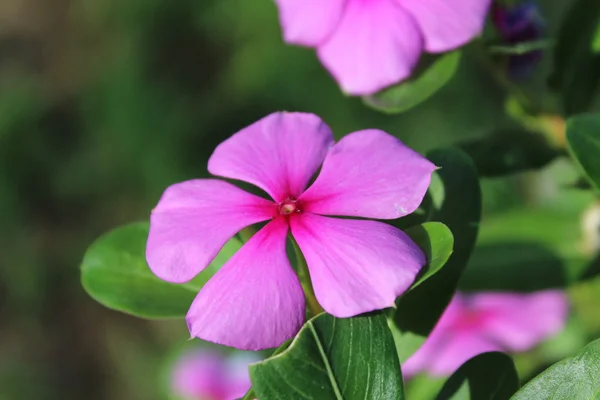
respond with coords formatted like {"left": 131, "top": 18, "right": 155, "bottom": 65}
{"left": 79, "top": 0, "right": 600, "bottom": 398}
{"left": 80, "top": 113, "right": 600, "bottom": 398}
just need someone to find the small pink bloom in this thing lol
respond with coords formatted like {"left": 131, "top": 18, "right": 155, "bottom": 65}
{"left": 402, "top": 290, "right": 569, "bottom": 377}
{"left": 170, "top": 348, "right": 258, "bottom": 400}
{"left": 275, "top": 0, "right": 492, "bottom": 95}
{"left": 146, "top": 112, "right": 435, "bottom": 350}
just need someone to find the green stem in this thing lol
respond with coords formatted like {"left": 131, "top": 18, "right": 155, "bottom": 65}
{"left": 290, "top": 235, "right": 324, "bottom": 317}
{"left": 469, "top": 38, "right": 541, "bottom": 114}
{"left": 469, "top": 38, "right": 568, "bottom": 148}
{"left": 241, "top": 388, "right": 256, "bottom": 400}
{"left": 241, "top": 234, "right": 323, "bottom": 400}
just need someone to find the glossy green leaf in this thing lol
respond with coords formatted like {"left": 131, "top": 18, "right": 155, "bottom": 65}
{"left": 437, "top": 352, "right": 519, "bottom": 400}
{"left": 405, "top": 222, "right": 454, "bottom": 290}
{"left": 511, "top": 339, "right": 600, "bottom": 399}
{"left": 458, "top": 130, "right": 559, "bottom": 177}
{"left": 392, "top": 148, "right": 481, "bottom": 361}
{"left": 549, "top": 0, "right": 600, "bottom": 115}
{"left": 567, "top": 114, "right": 600, "bottom": 192}
{"left": 363, "top": 51, "right": 461, "bottom": 114}
{"left": 240, "top": 339, "right": 293, "bottom": 400}
{"left": 250, "top": 313, "right": 404, "bottom": 399}
{"left": 80, "top": 222, "right": 241, "bottom": 318}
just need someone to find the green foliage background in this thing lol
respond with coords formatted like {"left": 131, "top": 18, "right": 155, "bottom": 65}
{"left": 1, "top": 0, "right": 599, "bottom": 399}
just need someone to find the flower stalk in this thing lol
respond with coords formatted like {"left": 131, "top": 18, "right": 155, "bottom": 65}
{"left": 239, "top": 226, "right": 257, "bottom": 243}
{"left": 290, "top": 236, "right": 324, "bottom": 317}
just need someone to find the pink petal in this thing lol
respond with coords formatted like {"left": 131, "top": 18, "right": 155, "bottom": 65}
{"left": 299, "top": 129, "right": 436, "bottom": 219}
{"left": 404, "top": 330, "right": 501, "bottom": 377}
{"left": 291, "top": 213, "right": 425, "bottom": 317}
{"left": 275, "top": 0, "right": 346, "bottom": 46}
{"left": 224, "top": 353, "right": 261, "bottom": 398}
{"left": 208, "top": 112, "right": 334, "bottom": 202}
{"left": 316, "top": 0, "right": 423, "bottom": 95}
{"left": 397, "top": 0, "right": 492, "bottom": 53}
{"left": 171, "top": 349, "right": 228, "bottom": 399}
{"left": 477, "top": 290, "right": 569, "bottom": 352}
{"left": 147, "top": 179, "right": 275, "bottom": 283}
{"left": 402, "top": 294, "right": 502, "bottom": 377}
{"left": 401, "top": 295, "right": 468, "bottom": 377}
{"left": 186, "top": 217, "right": 305, "bottom": 350}
{"left": 171, "top": 349, "right": 257, "bottom": 400}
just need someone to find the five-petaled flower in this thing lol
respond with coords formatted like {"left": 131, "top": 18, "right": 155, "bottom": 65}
{"left": 402, "top": 290, "right": 569, "bottom": 377}
{"left": 147, "top": 112, "right": 435, "bottom": 350}
{"left": 274, "top": 0, "right": 492, "bottom": 95}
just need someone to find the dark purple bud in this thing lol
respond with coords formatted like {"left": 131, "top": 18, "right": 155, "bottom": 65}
{"left": 492, "top": 1, "right": 545, "bottom": 80}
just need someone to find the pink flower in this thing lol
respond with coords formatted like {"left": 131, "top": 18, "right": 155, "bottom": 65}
{"left": 170, "top": 348, "right": 258, "bottom": 400}
{"left": 146, "top": 112, "right": 435, "bottom": 350}
{"left": 274, "top": 0, "right": 492, "bottom": 95}
{"left": 402, "top": 290, "right": 569, "bottom": 377}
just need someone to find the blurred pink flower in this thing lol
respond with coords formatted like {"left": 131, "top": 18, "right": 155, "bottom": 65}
{"left": 274, "top": 0, "right": 492, "bottom": 95}
{"left": 146, "top": 112, "right": 435, "bottom": 350}
{"left": 171, "top": 348, "right": 258, "bottom": 400}
{"left": 402, "top": 290, "right": 569, "bottom": 377}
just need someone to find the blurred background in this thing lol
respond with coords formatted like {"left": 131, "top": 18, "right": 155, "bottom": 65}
{"left": 1, "top": 0, "right": 599, "bottom": 399}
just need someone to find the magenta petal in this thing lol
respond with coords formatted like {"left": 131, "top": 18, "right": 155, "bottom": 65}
{"left": 402, "top": 291, "right": 568, "bottom": 378}
{"left": 171, "top": 348, "right": 257, "bottom": 399}
{"left": 316, "top": 0, "right": 423, "bottom": 95}
{"left": 291, "top": 213, "right": 425, "bottom": 317}
{"left": 275, "top": 0, "right": 346, "bottom": 46}
{"left": 208, "top": 112, "right": 334, "bottom": 202}
{"left": 479, "top": 290, "right": 569, "bottom": 351}
{"left": 186, "top": 218, "right": 305, "bottom": 350}
{"left": 409, "top": 331, "right": 501, "bottom": 377}
{"left": 171, "top": 349, "right": 227, "bottom": 399}
{"left": 402, "top": 296, "right": 501, "bottom": 377}
{"left": 147, "top": 179, "right": 274, "bottom": 283}
{"left": 299, "top": 129, "right": 436, "bottom": 219}
{"left": 397, "top": 0, "right": 491, "bottom": 53}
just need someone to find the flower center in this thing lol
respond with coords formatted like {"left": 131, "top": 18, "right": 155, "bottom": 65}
{"left": 454, "top": 309, "right": 484, "bottom": 331}
{"left": 278, "top": 198, "right": 300, "bottom": 216}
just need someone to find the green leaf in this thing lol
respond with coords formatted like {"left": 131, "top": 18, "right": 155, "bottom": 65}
{"left": 549, "top": 0, "right": 600, "bottom": 115}
{"left": 459, "top": 192, "right": 595, "bottom": 292}
{"left": 459, "top": 241, "right": 567, "bottom": 292}
{"left": 458, "top": 130, "right": 559, "bottom": 177}
{"left": 80, "top": 222, "right": 241, "bottom": 318}
{"left": 363, "top": 51, "right": 461, "bottom": 114}
{"left": 437, "top": 352, "right": 519, "bottom": 400}
{"left": 392, "top": 148, "right": 482, "bottom": 361}
{"left": 249, "top": 313, "right": 404, "bottom": 400}
{"left": 566, "top": 114, "right": 600, "bottom": 192}
{"left": 511, "top": 339, "right": 600, "bottom": 399}
{"left": 405, "top": 222, "right": 454, "bottom": 290}
{"left": 579, "top": 253, "right": 600, "bottom": 282}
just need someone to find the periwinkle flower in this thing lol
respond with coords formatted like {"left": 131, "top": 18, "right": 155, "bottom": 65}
{"left": 170, "top": 348, "right": 258, "bottom": 400}
{"left": 402, "top": 290, "right": 568, "bottom": 377}
{"left": 146, "top": 112, "right": 435, "bottom": 350}
{"left": 274, "top": 0, "right": 492, "bottom": 95}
